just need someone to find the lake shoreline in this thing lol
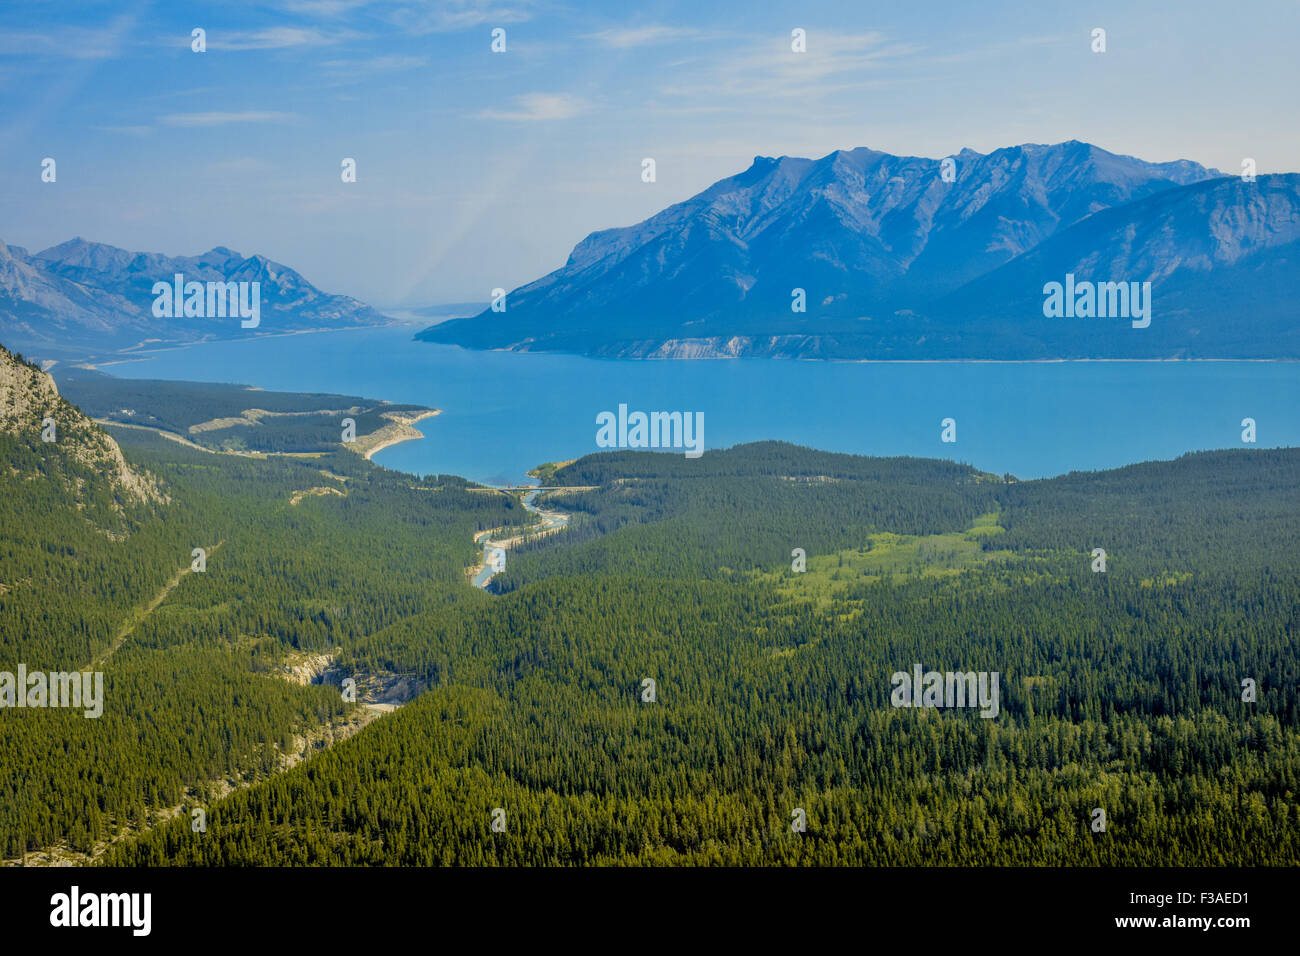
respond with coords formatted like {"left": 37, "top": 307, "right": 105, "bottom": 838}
{"left": 76, "top": 324, "right": 1300, "bottom": 374}
{"left": 358, "top": 409, "right": 442, "bottom": 461}
{"left": 101, "top": 326, "right": 1300, "bottom": 485}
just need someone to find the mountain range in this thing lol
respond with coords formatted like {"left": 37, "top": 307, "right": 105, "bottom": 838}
{"left": 418, "top": 141, "right": 1300, "bottom": 360}
{"left": 0, "top": 238, "right": 389, "bottom": 359}
{"left": 4, "top": 141, "right": 1297, "bottom": 363}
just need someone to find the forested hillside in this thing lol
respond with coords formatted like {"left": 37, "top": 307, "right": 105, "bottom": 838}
{"left": 55, "top": 368, "right": 434, "bottom": 455}
{"left": 7, "top": 349, "right": 1296, "bottom": 865}
{"left": 0, "top": 357, "right": 516, "bottom": 860}
{"left": 100, "top": 442, "right": 1300, "bottom": 865}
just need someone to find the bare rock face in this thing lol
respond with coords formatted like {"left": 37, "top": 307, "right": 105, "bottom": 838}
{"left": 0, "top": 343, "right": 164, "bottom": 508}
{"left": 281, "top": 652, "right": 338, "bottom": 686}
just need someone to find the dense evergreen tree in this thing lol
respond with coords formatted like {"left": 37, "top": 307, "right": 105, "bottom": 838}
{"left": 90, "top": 442, "right": 1300, "bottom": 866}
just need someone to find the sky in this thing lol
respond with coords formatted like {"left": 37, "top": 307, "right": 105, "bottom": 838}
{"left": 2, "top": 0, "right": 1297, "bottom": 307}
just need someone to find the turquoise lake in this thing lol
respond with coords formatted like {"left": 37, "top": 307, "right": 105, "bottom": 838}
{"left": 104, "top": 325, "right": 1300, "bottom": 485}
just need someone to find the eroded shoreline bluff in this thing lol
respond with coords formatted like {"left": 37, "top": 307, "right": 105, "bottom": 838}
{"left": 350, "top": 408, "right": 441, "bottom": 460}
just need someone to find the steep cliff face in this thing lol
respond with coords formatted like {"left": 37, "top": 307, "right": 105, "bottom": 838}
{"left": 0, "top": 344, "right": 164, "bottom": 514}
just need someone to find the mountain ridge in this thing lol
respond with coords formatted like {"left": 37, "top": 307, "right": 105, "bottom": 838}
{"left": 417, "top": 141, "right": 1300, "bottom": 360}
{"left": 0, "top": 237, "right": 391, "bottom": 359}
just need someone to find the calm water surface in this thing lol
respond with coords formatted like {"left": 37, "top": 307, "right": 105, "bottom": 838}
{"left": 105, "top": 326, "right": 1300, "bottom": 485}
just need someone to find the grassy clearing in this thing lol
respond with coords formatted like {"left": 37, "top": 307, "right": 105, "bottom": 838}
{"left": 774, "top": 511, "right": 1017, "bottom": 606}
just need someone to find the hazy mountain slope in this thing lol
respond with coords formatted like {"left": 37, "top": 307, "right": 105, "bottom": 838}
{"left": 929, "top": 173, "right": 1300, "bottom": 359}
{"left": 0, "top": 238, "right": 390, "bottom": 358}
{"left": 419, "top": 141, "right": 1228, "bottom": 358}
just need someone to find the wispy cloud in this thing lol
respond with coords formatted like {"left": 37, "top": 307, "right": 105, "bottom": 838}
{"left": 160, "top": 111, "right": 296, "bottom": 128}
{"left": 205, "top": 27, "right": 360, "bottom": 51}
{"left": 582, "top": 25, "right": 700, "bottom": 49}
{"left": 655, "top": 30, "right": 921, "bottom": 109}
{"left": 475, "top": 92, "right": 588, "bottom": 122}
{"left": 386, "top": 0, "right": 536, "bottom": 34}
{"left": 321, "top": 53, "right": 428, "bottom": 73}
{"left": 281, "top": 0, "right": 374, "bottom": 15}
{"left": 206, "top": 156, "right": 278, "bottom": 175}
{"left": 925, "top": 34, "right": 1062, "bottom": 65}
{"left": 0, "top": 25, "right": 133, "bottom": 60}
{"left": 93, "top": 124, "right": 153, "bottom": 136}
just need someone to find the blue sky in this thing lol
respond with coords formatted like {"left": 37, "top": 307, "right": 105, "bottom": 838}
{"left": 2, "top": 0, "right": 1297, "bottom": 306}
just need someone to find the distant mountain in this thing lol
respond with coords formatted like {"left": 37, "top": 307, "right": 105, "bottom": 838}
{"left": 0, "top": 238, "right": 390, "bottom": 359}
{"left": 418, "top": 141, "right": 1299, "bottom": 360}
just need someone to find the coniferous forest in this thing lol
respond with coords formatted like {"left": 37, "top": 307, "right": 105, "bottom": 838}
{"left": 97, "top": 442, "right": 1300, "bottom": 866}
{"left": 4, "top": 7, "right": 1300, "bottom": 947}
{"left": 6, "top": 352, "right": 1294, "bottom": 867}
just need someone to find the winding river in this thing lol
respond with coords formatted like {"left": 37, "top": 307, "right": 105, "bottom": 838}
{"left": 471, "top": 490, "right": 570, "bottom": 589}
